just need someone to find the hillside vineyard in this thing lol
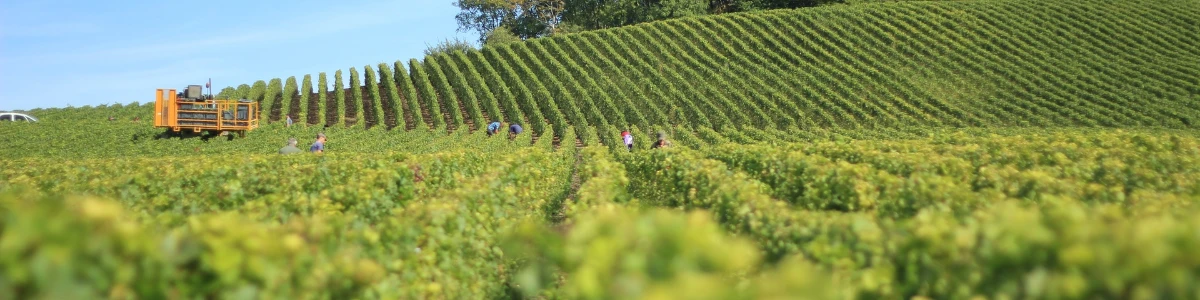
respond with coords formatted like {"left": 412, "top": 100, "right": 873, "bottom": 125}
{"left": 221, "top": 0, "right": 1198, "bottom": 145}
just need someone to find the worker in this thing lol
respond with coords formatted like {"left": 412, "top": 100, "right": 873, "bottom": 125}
{"left": 651, "top": 132, "right": 670, "bottom": 149}
{"left": 622, "top": 130, "right": 634, "bottom": 151}
{"left": 508, "top": 123, "right": 523, "bottom": 139}
{"left": 487, "top": 121, "right": 502, "bottom": 137}
{"left": 286, "top": 115, "right": 294, "bottom": 127}
{"left": 310, "top": 133, "right": 327, "bottom": 153}
{"left": 279, "top": 138, "right": 302, "bottom": 154}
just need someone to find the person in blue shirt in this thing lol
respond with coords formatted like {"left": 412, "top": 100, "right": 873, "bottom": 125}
{"left": 310, "top": 133, "right": 326, "bottom": 153}
{"left": 487, "top": 121, "right": 502, "bottom": 137}
{"left": 508, "top": 124, "right": 523, "bottom": 140}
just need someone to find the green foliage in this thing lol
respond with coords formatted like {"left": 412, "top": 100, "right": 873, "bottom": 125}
{"left": 378, "top": 62, "right": 404, "bottom": 129}
{"left": 884, "top": 198, "right": 1200, "bottom": 299}
{"left": 229, "top": 0, "right": 1198, "bottom": 144}
{"left": 483, "top": 26, "right": 522, "bottom": 47}
{"left": 265, "top": 78, "right": 283, "bottom": 122}
{"left": 363, "top": 65, "right": 384, "bottom": 129}
{"left": 394, "top": 60, "right": 426, "bottom": 129}
{"left": 504, "top": 208, "right": 764, "bottom": 299}
{"left": 6, "top": 0, "right": 1200, "bottom": 297}
{"left": 455, "top": 0, "right": 565, "bottom": 42}
{"left": 333, "top": 70, "right": 346, "bottom": 127}
{"left": 460, "top": 0, "right": 849, "bottom": 40}
{"left": 301, "top": 74, "right": 315, "bottom": 125}
{"left": 216, "top": 86, "right": 236, "bottom": 99}
{"left": 4, "top": 107, "right": 1200, "bottom": 299}
{"left": 443, "top": 0, "right": 1200, "bottom": 137}
{"left": 235, "top": 84, "right": 251, "bottom": 100}
{"left": 347, "top": 67, "right": 364, "bottom": 127}
{"left": 563, "top": 0, "right": 708, "bottom": 30}
{"left": 319, "top": 72, "right": 333, "bottom": 126}
{"left": 423, "top": 38, "right": 477, "bottom": 56}
{"left": 439, "top": 53, "right": 488, "bottom": 129}
{"left": 283, "top": 76, "right": 299, "bottom": 121}
{"left": 481, "top": 47, "right": 546, "bottom": 134}
{"left": 424, "top": 55, "right": 467, "bottom": 129}
{"left": 409, "top": 58, "right": 446, "bottom": 129}
{"left": 720, "top": 0, "right": 842, "bottom": 12}
{"left": 466, "top": 50, "right": 524, "bottom": 124}
{"left": 450, "top": 51, "right": 504, "bottom": 125}
{"left": 249, "top": 80, "right": 267, "bottom": 108}
{"left": 0, "top": 193, "right": 387, "bottom": 299}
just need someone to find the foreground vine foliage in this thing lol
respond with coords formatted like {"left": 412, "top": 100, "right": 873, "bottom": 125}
{"left": 3, "top": 129, "right": 1197, "bottom": 299}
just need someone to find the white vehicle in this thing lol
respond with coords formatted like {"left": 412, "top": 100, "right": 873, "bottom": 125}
{"left": 0, "top": 112, "right": 38, "bottom": 122}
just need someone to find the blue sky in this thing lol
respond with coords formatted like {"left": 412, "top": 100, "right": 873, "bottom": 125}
{"left": 0, "top": 0, "right": 475, "bottom": 110}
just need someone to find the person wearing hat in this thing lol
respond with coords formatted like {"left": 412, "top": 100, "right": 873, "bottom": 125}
{"left": 279, "top": 138, "right": 302, "bottom": 154}
{"left": 651, "top": 132, "right": 670, "bottom": 149}
{"left": 310, "top": 133, "right": 327, "bottom": 153}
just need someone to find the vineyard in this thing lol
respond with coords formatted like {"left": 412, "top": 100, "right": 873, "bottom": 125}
{"left": 3, "top": 0, "right": 1200, "bottom": 298}
{"left": 218, "top": 0, "right": 1197, "bottom": 145}
{"left": 3, "top": 129, "right": 1199, "bottom": 298}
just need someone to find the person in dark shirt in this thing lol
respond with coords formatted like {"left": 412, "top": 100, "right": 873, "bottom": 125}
{"left": 651, "top": 132, "right": 670, "bottom": 149}
{"left": 508, "top": 124, "right": 523, "bottom": 140}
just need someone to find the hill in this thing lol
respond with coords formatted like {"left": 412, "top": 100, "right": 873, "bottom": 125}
{"left": 213, "top": 0, "right": 1197, "bottom": 145}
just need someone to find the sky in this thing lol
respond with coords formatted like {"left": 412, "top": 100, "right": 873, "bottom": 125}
{"left": 0, "top": 0, "right": 476, "bottom": 111}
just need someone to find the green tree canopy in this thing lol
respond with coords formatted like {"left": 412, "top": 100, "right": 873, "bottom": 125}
{"left": 563, "top": 0, "right": 708, "bottom": 30}
{"left": 484, "top": 25, "right": 523, "bottom": 47}
{"left": 424, "top": 38, "right": 477, "bottom": 56}
{"left": 456, "top": 0, "right": 836, "bottom": 42}
{"left": 455, "top": 0, "right": 565, "bottom": 42}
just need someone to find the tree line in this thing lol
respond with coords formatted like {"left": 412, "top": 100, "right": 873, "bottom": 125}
{"left": 455, "top": 0, "right": 852, "bottom": 46}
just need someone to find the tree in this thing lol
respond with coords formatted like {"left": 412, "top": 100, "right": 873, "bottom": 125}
{"left": 484, "top": 26, "right": 522, "bottom": 47}
{"left": 456, "top": 0, "right": 844, "bottom": 42}
{"left": 712, "top": 0, "right": 839, "bottom": 12}
{"left": 455, "top": 0, "right": 565, "bottom": 42}
{"left": 458, "top": 0, "right": 715, "bottom": 41}
{"left": 425, "top": 38, "right": 477, "bottom": 56}
{"left": 563, "top": 0, "right": 708, "bottom": 30}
